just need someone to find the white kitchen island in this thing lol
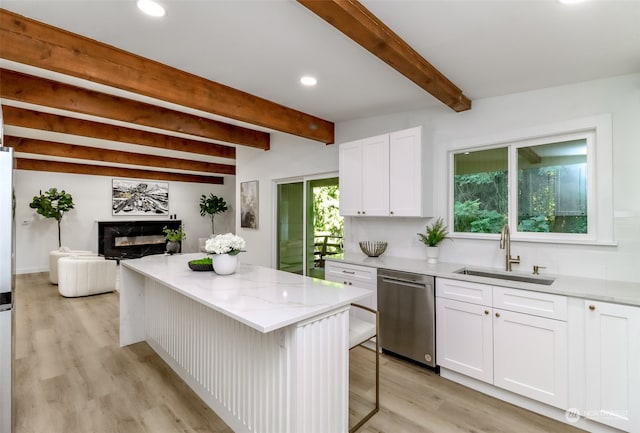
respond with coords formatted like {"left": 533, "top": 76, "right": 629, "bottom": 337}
{"left": 119, "top": 253, "right": 371, "bottom": 433}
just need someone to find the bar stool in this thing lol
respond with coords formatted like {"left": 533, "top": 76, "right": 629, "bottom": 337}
{"left": 349, "top": 304, "right": 380, "bottom": 432}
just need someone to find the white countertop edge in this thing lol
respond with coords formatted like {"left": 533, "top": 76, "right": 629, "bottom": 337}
{"left": 122, "top": 253, "right": 372, "bottom": 333}
{"left": 328, "top": 254, "right": 640, "bottom": 307}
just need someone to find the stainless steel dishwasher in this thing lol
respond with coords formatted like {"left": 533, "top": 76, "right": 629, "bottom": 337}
{"left": 377, "top": 268, "right": 436, "bottom": 368}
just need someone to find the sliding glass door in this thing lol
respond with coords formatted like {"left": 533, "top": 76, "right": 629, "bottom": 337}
{"left": 277, "top": 182, "right": 304, "bottom": 274}
{"left": 276, "top": 175, "right": 342, "bottom": 278}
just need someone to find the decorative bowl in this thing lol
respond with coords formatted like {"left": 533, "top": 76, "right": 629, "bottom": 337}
{"left": 188, "top": 258, "right": 214, "bottom": 272}
{"left": 359, "top": 241, "right": 388, "bottom": 257}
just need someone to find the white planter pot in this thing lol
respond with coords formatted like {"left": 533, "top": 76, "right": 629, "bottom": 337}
{"left": 212, "top": 253, "right": 239, "bottom": 275}
{"left": 166, "top": 241, "right": 181, "bottom": 254}
{"left": 425, "top": 246, "right": 440, "bottom": 264}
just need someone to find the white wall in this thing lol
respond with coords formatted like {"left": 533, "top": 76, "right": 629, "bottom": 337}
{"left": 235, "top": 133, "right": 339, "bottom": 267}
{"left": 235, "top": 73, "right": 640, "bottom": 282}
{"left": 337, "top": 74, "right": 640, "bottom": 282}
{"left": 15, "top": 170, "right": 235, "bottom": 274}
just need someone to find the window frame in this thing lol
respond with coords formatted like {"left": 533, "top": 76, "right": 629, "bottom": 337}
{"left": 447, "top": 114, "right": 614, "bottom": 245}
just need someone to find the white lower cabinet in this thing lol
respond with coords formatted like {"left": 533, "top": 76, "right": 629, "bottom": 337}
{"left": 493, "top": 308, "right": 567, "bottom": 408}
{"left": 436, "top": 297, "right": 493, "bottom": 383}
{"left": 584, "top": 300, "right": 640, "bottom": 432}
{"left": 436, "top": 278, "right": 568, "bottom": 410}
{"left": 325, "top": 261, "right": 377, "bottom": 325}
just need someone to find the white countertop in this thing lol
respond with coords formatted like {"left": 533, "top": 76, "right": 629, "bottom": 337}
{"left": 328, "top": 253, "right": 640, "bottom": 307}
{"left": 121, "top": 253, "right": 371, "bottom": 333}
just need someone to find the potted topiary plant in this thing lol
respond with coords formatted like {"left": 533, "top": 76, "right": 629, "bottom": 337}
{"left": 163, "top": 225, "right": 185, "bottom": 254}
{"left": 417, "top": 217, "right": 449, "bottom": 264}
{"left": 29, "top": 188, "right": 75, "bottom": 248}
{"left": 199, "top": 193, "right": 228, "bottom": 235}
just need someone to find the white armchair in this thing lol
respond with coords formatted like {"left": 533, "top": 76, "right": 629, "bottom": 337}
{"left": 57, "top": 256, "right": 116, "bottom": 297}
{"left": 49, "top": 247, "right": 95, "bottom": 284}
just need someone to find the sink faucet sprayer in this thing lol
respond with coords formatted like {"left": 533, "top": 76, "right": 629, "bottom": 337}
{"left": 499, "top": 224, "right": 520, "bottom": 272}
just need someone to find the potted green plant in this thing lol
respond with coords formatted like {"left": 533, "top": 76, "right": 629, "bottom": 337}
{"left": 417, "top": 217, "right": 449, "bottom": 264}
{"left": 163, "top": 225, "right": 185, "bottom": 254}
{"left": 199, "top": 193, "right": 228, "bottom": 234}
{"left": 29, "top": 188, "right": 75, "bottom": 248}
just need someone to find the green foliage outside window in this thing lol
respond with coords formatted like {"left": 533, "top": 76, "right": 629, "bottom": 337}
{"left": 312, "top": 185, "right": 343, "bottom": 236}
{"left": 454, "top": 170, "right": 508, "bottom": 234}
{"left": 453, "top": 138, "right": 588, "bottom": 236}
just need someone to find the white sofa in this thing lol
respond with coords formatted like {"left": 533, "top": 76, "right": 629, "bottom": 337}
{"left": 49, "top": 247, "right": 95, "bottom": 284}
{"left": 57, "top": 256, "right": 116, "bottom": 297}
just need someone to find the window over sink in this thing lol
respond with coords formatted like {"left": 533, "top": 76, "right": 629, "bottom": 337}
{"left": 449, "top": 114, "right": 613, "bottom": 245}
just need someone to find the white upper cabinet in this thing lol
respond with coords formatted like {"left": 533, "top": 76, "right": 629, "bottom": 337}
{"left": 338, "top": 139, "right": 365, "bottom": 216}
{"left": 361, "top": 133, "right": 390, "bottom": 216}
{"left": 339, "top": 126, "right": 429, "bottom": 217}
{"left": 389, "top": 127, "right": 425, "bottom": 216}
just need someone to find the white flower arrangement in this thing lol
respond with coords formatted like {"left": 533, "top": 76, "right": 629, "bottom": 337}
{"left": 205, "top": 233, "right": 246, "bottom": 256}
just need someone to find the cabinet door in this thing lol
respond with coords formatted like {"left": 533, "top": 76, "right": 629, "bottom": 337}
{"left": 361, "top": 134, "right": 389, "bottom": 216}
{"left": 436, "top": 297, "right": 493, "bottom": 383}
{"left": 389, "top": 126, "right": 423, "bottom": 217}
{"left": 584, "top": 301, "right": 640, "bottom": 432}
{"left": 338, "top": 140, "right": 363, "bottom": 216}
{"left": 325, "top": 261, "right": 377, "bottom": 325}
{"left": 493, "top": 309, "right": 568, "bottom": 409}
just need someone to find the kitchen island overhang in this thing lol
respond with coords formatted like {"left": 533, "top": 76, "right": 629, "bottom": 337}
{"left": 120, "top": 253, "right": 371, "bottom": 433}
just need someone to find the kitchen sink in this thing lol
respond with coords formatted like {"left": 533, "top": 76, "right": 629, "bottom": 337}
{"left": 454, "top": 268, "right": 555, "bottom": 286}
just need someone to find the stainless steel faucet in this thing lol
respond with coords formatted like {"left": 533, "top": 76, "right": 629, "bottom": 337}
{"left": 499, "top": 224, "right": 520, "bottom": 271}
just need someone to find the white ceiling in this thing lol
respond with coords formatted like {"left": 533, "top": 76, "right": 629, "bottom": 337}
{"left": 2, "top": 0, "right": 638, "bottom": 125}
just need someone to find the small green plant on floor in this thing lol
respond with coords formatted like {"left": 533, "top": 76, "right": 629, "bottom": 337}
{"left": 199, "top": 193, "right": 228, "bottom": 234}
{"left": 29, "top": 188, "right": 75, "bottom": 248}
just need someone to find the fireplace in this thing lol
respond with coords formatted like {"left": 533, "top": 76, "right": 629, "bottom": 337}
{"left": 98, "top": 220, "right": 181, "bottom": 260}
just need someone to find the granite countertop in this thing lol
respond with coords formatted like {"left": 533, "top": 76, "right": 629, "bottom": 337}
{"left": 122, "top": 253, "right": 371, "bottom": 333}
{"left": 327, "top": 253, "right": 640, "bottom": 307}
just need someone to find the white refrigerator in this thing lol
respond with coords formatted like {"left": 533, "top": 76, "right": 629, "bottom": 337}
{"left": 0, "top": 119, "right": 16, "bottom": 432}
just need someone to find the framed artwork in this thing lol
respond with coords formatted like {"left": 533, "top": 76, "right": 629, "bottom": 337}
{"left": 112, "top": 179, "right": 169, "bottom": 216}
{"left": 240, "top": 180, "right": 259, "bottom": 229}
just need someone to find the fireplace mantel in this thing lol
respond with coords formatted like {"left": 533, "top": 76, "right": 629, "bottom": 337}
{"left": 98, "top": 220, "right": 181, "bottom": 260}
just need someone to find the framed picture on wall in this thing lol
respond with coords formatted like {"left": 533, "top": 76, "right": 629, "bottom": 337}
{"left": 240, "top": 180, "right": 258, "bottom": 229}
{"left": 112, "top": 178, "right": 169, "bottom": 216}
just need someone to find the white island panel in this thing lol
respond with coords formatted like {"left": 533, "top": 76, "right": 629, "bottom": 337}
{"left": 120, "top": 253, "right": 369, "bottom": 433}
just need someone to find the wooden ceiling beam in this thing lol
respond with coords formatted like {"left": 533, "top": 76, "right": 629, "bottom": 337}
{"left": 297, "top": 0, "right": 472, "bottom": 112}
{"left": 0, "top": 9, "right": 335, "bottom": 144}
{"left": 4, "top": 136, "right": 236, "bottom": 176}
{"left": 2, "top": 106, "right": 236, "bottom": 160}
{"left": 0, "top": 68, "right": 270, "bottom": 150}
{"left": 16, "top": 158, "right": 224, "bottom": 184}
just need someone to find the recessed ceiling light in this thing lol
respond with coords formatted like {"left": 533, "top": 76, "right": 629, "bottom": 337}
{"left": 137, "top": 0, "right": 166, "bottom": 17}
{"left": 300, "top": 76, "right": 317, "bottom": 86}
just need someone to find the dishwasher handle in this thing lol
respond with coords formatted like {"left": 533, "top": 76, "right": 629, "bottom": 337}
{"left": 381, "top": 276, "right": 430, "bottom": 290}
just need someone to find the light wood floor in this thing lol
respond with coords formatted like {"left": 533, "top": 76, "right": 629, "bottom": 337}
{"left": 14, "top": 272, "right": 584, "bottom": 433}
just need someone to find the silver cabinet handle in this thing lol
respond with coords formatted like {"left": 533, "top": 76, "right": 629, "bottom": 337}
{"left": 342, "top": 270, "right": 355, "bottom": 274}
